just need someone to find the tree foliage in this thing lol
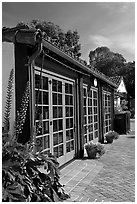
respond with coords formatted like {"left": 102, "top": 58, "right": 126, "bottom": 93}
{"left": 89, "top": 46, "right": 126, "bottom": 76}
{"left": 89, "top": 47, "right": 135, "bottom": 98}
{"left": 16, "top": 19, "right": 81, "bottom": 58}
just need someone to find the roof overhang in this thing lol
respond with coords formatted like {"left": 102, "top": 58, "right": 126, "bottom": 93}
{"left": 2, "top": 27, "right": 117, "bottom": 88}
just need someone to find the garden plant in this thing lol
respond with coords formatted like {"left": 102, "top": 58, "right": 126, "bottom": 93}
{"left": 2, "top": 69, "right": 70, "bottom": 202}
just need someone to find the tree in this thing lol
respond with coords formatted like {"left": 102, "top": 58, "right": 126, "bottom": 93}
{"left": 16, "top": 19, "right": 81, "bottom": 58}
{"left": 89, "top": 47, "right": 135, "bottom": 98}
{"left": 89, "top": 46, "right": 126, "bottom": 76}
{"left": 119, "top": 61, "right": 135, "bottom": 98}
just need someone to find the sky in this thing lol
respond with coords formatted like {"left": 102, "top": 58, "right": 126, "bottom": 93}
{"left": 2, "top": 1, "right": 135, "bottom": 62}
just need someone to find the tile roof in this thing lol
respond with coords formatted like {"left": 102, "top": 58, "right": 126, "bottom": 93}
{"left": 109, "top": 76, "right": 122, "bottom": 87}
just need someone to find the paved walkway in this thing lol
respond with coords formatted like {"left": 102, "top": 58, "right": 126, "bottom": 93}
{"left": 60, "top": 123, "right": 135, "bottom": 202}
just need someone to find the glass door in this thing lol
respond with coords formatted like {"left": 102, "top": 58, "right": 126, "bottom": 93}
{"left": 103, "top": 91, "right": 111, "bottom": 134}
{"left": 83, "top": 85, "right": 99, "bottom": 144}
{"left": 34, "top": 70, "right": 75, "bottom": 166}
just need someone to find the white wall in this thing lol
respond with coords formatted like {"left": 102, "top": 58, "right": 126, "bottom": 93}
{"left": 2, "top": 42, "right": 15, "bottom": 133}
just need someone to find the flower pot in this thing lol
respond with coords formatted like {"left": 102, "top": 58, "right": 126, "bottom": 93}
{"left": 106, "top": 137, "right": 113, "bottom": 143}
{"left": 86, "top": 148, "right": 97, "bottom": 159}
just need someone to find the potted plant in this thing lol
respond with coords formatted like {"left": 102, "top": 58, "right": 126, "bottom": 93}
{"left": 85, "top": 141, "right": 97, "bottom": 159}
{"left": 85, "top": 141, "right": 105, "bottom": 159}
{"left": 105, "top": 130, "right": 119, "bottom": 143}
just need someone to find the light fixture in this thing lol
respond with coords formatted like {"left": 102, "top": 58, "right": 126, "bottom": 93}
{"left": 94, "top": 78, "right": 97, "bottom": 87}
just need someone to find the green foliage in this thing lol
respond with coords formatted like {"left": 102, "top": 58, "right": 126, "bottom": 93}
{"left": 2, "top": 142, "right": 70, "bottom": 202}
{"left": 119, "top": 61, "right": 135, "bottom": 98}
{"left": 89, "top": 46, "right": 126, "bottom": 76}
{"left": 105, "top": 131, "right": 119, "bottom": 140}
{"left": 2, "top": 80, "right": 70, "bottom": 202}
{"left": 16, "top": 19, "right": 81, "bottom": 58}
{"left": 3, "top": 69, "right": 14, "bottom": 132}
{"left": 89, "top": 47, "right": 135, "bottom": 98}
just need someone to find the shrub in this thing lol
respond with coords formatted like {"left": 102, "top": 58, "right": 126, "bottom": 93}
{"left": 2, "top": 141, "right": 70, "bottom": 202}
{"left": 85, "top": 141, "right": 105, "bottom": 158}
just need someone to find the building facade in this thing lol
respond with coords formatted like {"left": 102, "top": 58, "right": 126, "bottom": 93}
{"left": 2, "top": 27, "right": 117, "bottom": 166}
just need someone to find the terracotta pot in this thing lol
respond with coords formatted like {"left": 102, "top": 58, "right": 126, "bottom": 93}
{"left": 86, "top": 148, "right": 97, "bottom": 159}
{"left": 106, "top": 137, "right": 113, "bottom": 143}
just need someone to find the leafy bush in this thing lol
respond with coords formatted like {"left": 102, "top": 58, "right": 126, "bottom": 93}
{"left": 105, "top": 131, "right": 119, "bottom": 140}
{"left": 2, "top": 76, "right": 70, "bottom": 202}
{"left": 85, "top": 141, "right": 105, "bottom": 158}
{"left": 2, "top": 141, "right": 70, "bottom": 201}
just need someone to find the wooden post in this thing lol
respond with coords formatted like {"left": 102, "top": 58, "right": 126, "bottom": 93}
{"left": 78, "top": 76, "right": 84, "bottom": 158}
{"left": 111, "top": 90, "right": 115, "bottom": 130}
{"left": 98, "top": 82, "right": 104, "bottom": 143}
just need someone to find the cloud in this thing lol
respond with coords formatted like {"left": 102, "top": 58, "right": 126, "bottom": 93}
{"left": 81, "top": 33, "right": 135, "bottom": 62}
{"left": 89, "top": 35, "right": 112, "bottom": 48}
{"left": 99, "top": 2, "right": 133, "bottom": 13}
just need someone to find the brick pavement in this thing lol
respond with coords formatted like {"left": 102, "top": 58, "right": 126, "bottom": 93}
{"left": 60, "top": 129, "right": 135, "bottom": 202}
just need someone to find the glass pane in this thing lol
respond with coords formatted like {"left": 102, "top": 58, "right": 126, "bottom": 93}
{"left": 66, "top": 130, "right": 70, "bottom": 141}
{"left": 95, "top": 131, "right": 98, "bottom": 138}
{"left": 35, "top": 90, "right": 42, "bottom": 104}
{"left": 43, "top": 92, "right": 48, "bottom": 105}
{"left": 65, "top": 83, "right": 69, "bottom": 93}
{"left": 84, "top": 88, "right": 86, "bottom": 96}
{"left": 93, "top": 91, "right": 97, "bottom": 98}
{"left": 84, "top": 125, "right": 87, "bottom": 134}
{"left": 70, "top": 141, "right": 74, "bottom": 151}
{"left": 89, "top": 133, "right": 93, "bottom": 141}
{"left": 94, "top": 99, "right": 97, "bottom": 106}
{"left": 53, "top": 133, "right": 58, "bottom": 146}
{"left": 66, "top": 107, "right": 69, "bottom": 117}
{"left": 94, "top": 107, "right": 97, "bottom": 114}
{"left": 89, "top": 124, "right": 93, "bottom": 132}
{"left": 59, "top": 145, "right": 63, "bottom": 157}
{"left": 88, "top": 107, "right": 92, "bottom": 115}
{"left": 65, "top": 95, "right": 69, "bottom": 105}
{"left": 35, "top": 74, "right": 41, "bottom": 89}
{"left": 84, "top": 116, "right": 87, "bottom": 124}
{"left": 94, "top": 115, "right": 98, "bottom": 122}
{"left": 44, "top": 135, "right": 50, "bottom": 149}
{"left": 69, "top": 84, "right": 72, "bottom": 94}
{"left": 58, "top": 107, "right": 63, "bottom": 118}
{"left": 66, "top": 118, "right": 69, "bottom": 129}
{"left": 43, "top": 76, "right": 48, "bottom": 90}
{"left": 70, "top": 96, "right": 73, "bottom": 105}
{"left": 54, "top": 146, "right": 58, "bottom": 158}
{"left": 58, "top": 81, "right": 62, "bottom": 93}
{"left": 59, "top": 119, "right": 63, "bottom": 130}
{"left": 84, "top": 98, "right": 86, "bottom": 106}
{"left": 59, "top": 132, "right": 63, "bottom": 143}
{"left": 66, "top": 142, "right": 70, "bottom": 153}
{"left": 43, "top": 121, "right": 49, "bottom": 134}
{"left": 53, "top": 120, "right": 58, "bottom": 132}
{"left": 70, "top": 118, "right": 73, "bottom": 128}
{"left": 52, "top": 79, "right": 57, "bottom": 92}
{"left": 43, "top": 106, "right": 49, "bottom": 119}
{"left": 70, "top": 129, "right": 73, "bottom": 139}
{"left": 53, "top": 107, "right": 57, "bottom": 118}
{"left": 35, "top": 106, "right": 42, "bottom": 120}
{"left": 94, "top": 123, "right": 98, "bottom": 130}
{"left": 58, "top": 94, "right": 62, "bottom": 105}
{"left": 53, "top": 93, "right": 57, "bottom": 105}
{"left": 84, "top": 107, "right": 86, "bottom": 115}
{"left": 84, "top": 135, "right": 87, "bottom": 144}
